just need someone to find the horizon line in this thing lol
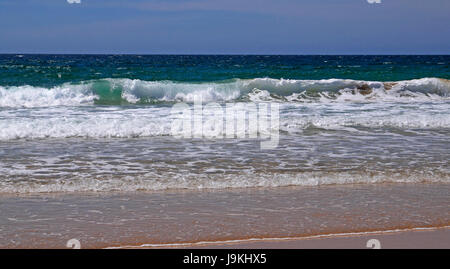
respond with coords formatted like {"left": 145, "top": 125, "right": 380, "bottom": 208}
{"left": 1, "top": 53, "right": 449, "bottom": 56}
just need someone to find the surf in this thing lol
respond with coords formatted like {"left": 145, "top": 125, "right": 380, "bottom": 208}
{"left": 0, "top": 77, "right": 449, "bottom": 107}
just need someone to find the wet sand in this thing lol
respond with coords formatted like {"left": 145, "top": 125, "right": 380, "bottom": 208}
{"left": 186, "top": 227, "right": 450, "bottom": 249}
{"left": 0, "top": 183, "right": 449, "bottom": 249}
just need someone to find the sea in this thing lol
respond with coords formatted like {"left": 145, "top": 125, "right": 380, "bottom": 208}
{"left": 0, "top": 55, "right": 449, "bottom": 248}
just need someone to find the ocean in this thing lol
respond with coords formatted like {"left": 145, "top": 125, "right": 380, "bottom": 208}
{"left": 0, "top": 55, "right": 449, "bottom": 248}
{"left": 1, "top": 55, "right": 449, "bottom": 193}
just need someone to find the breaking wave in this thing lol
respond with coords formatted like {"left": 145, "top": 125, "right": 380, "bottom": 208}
{"left": 0, "top": 77, "right": 449, "bottom": 107}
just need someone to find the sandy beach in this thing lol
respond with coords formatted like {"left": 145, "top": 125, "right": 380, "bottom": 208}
{"left": 1, "top": 183, "right": 448, "bottom": 249}
{"left": 186, "top": 227, "right": 450, "bottom": 249}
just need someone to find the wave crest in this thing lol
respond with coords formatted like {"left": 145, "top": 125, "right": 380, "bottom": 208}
{"left": 0, "top": 77, "right": 449, "bottom": 107}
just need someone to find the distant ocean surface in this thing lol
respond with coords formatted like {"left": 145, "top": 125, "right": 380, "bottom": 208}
{"left": 0, "top": 55, "right": 449, "bottom": 194}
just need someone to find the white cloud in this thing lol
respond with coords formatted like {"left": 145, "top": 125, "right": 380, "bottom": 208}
{"left": 67, "top": 0, "right": 81, "bottom": 4}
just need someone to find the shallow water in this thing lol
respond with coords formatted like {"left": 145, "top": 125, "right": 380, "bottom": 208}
{"left": 0, "top": 183, "right": 448, "bottom": 248}
{"left": 0, "top": 131, "right": 449, "bottom": 193}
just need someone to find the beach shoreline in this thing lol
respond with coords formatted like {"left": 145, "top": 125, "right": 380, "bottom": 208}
{"left": 115, "top": 226, "right": 450, "bottom": 249}
{"left": 1, "top": 182, "right": 448, "bottom": 249}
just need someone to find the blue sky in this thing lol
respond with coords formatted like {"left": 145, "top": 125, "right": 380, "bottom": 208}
{"left": 0, "top": 0, "right": 449, "bottom": 54}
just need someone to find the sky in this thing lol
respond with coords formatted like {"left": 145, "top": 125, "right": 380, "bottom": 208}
{"left": 0, "top": 0, "right": 449, "bottom": 54}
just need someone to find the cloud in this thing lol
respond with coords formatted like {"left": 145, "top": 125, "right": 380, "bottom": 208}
{"left": 67, "top": 0, "right": 81, "bottom": 4}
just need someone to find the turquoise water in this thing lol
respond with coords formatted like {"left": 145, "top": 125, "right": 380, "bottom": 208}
{"left": 1, "top": 55, "right": 449, "bottom": 87}
{"left": 0, "top": 55, "right": 449, "bottom": 106}
{"left": 0, "top": 55, "right": 449, "bottom": 193}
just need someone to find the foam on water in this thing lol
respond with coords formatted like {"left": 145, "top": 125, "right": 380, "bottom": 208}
{"left": 281, "top": 103, "right": 450, "bottom": 131}
{"left": 0, "top": 170, "right": 448, "bottom": 194}
{"left": 0, "top": 101, "right": 449, "bottom": 140}
{"left": 0, "top": 107, "right": 171, "bottom": 140}
{"left": 0, "top": 84, "right": 96, "bottom": 108}
{"left": 0, "top": 77, "right": 449, "bottom": 107}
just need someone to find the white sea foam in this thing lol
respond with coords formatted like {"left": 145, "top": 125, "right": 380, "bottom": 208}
{"left": 0, "top": 77, "right": 448, "bottom": 107}
{"left": 244, "top": 77, "right": 450, "bottom": 102}
{"left": 0, "top": 107, "right": 171, "bottom": 140}
{"left": 0, "top": 77, "right": 448, "bottom": 141}
{"left": 0, "top": 84, "right": 96, "bottom": 108}
{"left": 0, "top": 170, "right": 448, "bottom": 194}
{"left": 0, "top": 101, "right": 448, "bottom": 141}
{"left": 281, "top": 104, "right": 450, "bottom": 131}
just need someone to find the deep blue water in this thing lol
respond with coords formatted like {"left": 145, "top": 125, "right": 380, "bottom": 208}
{"left": 0, "top": 55, "right": 449, "bottom": 87}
